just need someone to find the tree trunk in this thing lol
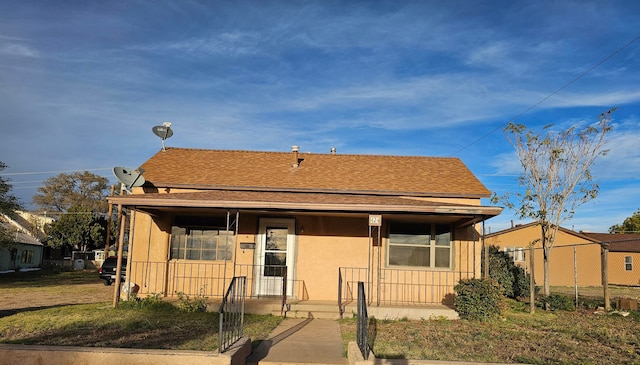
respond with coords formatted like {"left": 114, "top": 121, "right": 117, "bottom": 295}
{"left": 541, "top": 224, "right": 551, "bottom": 310}
{"left": 529, "top": 245, "right": 535, "bottom": 314}
{"left": 543, "top": 247, "right": 551, "bottom": 296}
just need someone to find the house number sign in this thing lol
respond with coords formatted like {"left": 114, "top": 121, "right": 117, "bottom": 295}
{"left": 368, "top": 214, "right": 382, "bottom": 227}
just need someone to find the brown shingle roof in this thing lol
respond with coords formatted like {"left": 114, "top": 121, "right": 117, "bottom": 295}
{"left": 139, "top": 148, "right": 490, "bottom": 198}
{"left": 582, "top": 233, "right": 640, "bottom": 253}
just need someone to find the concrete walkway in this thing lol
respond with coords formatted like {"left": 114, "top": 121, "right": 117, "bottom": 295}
{"left": 247, "top": 318, "right": 347, "bottom": 365}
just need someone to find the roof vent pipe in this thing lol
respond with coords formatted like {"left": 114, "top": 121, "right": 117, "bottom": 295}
{"left": 291, "top": 145, "right": 300, "bottom": 167}
{"left": 330, "top": 147, "right": 336, "bottom": 155}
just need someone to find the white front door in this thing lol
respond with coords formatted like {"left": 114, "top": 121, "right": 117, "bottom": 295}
{"left": 255, "top": 218, "right": 296, "bottom": 297}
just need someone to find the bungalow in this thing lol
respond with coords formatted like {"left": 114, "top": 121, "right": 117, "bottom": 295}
{"left": 485, "top": 223, "right": 640, "bottom": 287}
{"left": 108, "top": 147, "right": 501, "bottom": 311}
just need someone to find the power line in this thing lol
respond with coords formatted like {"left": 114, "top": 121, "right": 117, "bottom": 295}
{"left": 0, "top": 168, "right": 112, "bottom": 176}
{"left": 450, "top": 33, "right": 640, "bottom": 156}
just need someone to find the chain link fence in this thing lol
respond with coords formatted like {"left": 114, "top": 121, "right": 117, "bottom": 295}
{"left": 510, "top": 242, "right": 640, "bottom": 310}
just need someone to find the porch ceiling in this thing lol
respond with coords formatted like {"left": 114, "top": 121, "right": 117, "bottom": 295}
{"left": 108, "top": 190, "right": 502, "bottom": 225}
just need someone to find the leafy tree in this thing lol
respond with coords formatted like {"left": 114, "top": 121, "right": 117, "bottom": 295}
{"left": 44, "top": 205, "right": 107, "bottom": 252}
{"left": 493, "top": 109, "right": 614, "bottom": 298}
{"left": 33, "top": 171, "right": 109, "bottom": 213}
{"left": 0, "top": 162, "right": 22, "bottom": 245}
{"left": 609, "top": 208, "right": 640, "bottom": 233}
{"left": 0, "top": 162, "right": 21, "bottom": 216}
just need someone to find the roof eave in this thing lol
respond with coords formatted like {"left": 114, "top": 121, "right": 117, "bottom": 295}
{"left": 108, "top": 195, "right": 502, "bottom": 217}
{"left": 144, "top": 183, "right": 491, "bottom": 199}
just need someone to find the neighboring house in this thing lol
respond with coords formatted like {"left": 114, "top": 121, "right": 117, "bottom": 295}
{"left": 108, "top": 147, "right": 502, "bottom": 309}
{"left": 0, "top": 215, "right": 44, "bottom": 272}
{"left": 14, "top": 210, "right": 54, "bottom": 240}
{"left": 581, "top": 233, "right": 640, "bottom": 286}
{"left": 485, "top": 223, "right": 640, "bottom": 287}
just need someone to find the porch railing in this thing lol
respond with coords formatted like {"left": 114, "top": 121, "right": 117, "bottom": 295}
{"left": 218, "top": 276, "right": 246, "bottom": 353}
{"left": 128, "top": 261, "right": 307, "bottom": 302}
{"left": 338, "top": 267, "right": 369, "bottom": 311}
{"left": 339, "top": 266, "right": 470, "bottom": 305}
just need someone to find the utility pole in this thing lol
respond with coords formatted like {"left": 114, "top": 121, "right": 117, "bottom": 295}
{"left": 104, "top": 185, "right": 115, "bottom": 258}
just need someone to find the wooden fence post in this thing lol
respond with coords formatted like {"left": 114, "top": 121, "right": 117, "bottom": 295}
{"left": 601, "top": 243, "right": 610, "bottom": 311}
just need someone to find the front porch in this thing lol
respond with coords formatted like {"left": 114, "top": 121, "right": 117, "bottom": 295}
{"left": 124, "top": 260, "right": 460, "bottom": 320}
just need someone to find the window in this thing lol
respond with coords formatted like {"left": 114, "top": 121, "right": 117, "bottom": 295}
{"left": 387, "top": 222, "right": 451, "bottom": 268}
{"left": 504, "top": 247, "right": 525, "bottom": 262}
{"left": 625, "top": 256, "right": 633, "bottom": 271}
{"left": 170, "top": 216, "right": 234, "bottom": 261}
{"left": 20, "top": 249, "right": 34, "bottom": 264}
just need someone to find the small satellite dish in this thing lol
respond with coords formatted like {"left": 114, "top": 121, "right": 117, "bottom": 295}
{"left": 113, "top": 167, "right": 145, "bottom": 193}
{"left": 152, "top": 122, "right": 173, "bottom": 151}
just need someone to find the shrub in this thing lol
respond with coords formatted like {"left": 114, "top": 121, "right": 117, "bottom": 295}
{"left": 454, "top": 278, "right": 503, "bottom": 321}
{"left": 482, "top": 246, "right": 531, "bottom": 299}
{"left": 118, "top": 293, "right": 177, "bottom": 312}
{"left": 539, "top": 294, "right": 575, "bottom": 311}
{"left": 176, "top": 289, "right": 208, "bottom": 312}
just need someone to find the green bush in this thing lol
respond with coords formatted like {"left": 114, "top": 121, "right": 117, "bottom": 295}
{"left": 482, "top": 246, "right": 531, "bottom": 299}
{"left": 454, "top": 278, "right": 504, "bottom": 321}
{"left": 176, "top": 290, "right": 208, "bottom": 312}
{"left": 539, "top": 294, "right": 575, "bottom": 311}
{"left": 118, "top": 293, "right": 177, "bottom": 312}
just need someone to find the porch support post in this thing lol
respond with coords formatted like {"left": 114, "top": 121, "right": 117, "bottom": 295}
{"left": 232, "top": 210, "right": 239, "bottom": 277}
{"left": 376, "top": 224, "right": 381, "bottom": 306}
{"left": 126, "top": 208, "right": 136, "bottom": 301}
{"left": 601, "top": 243, "right": 610, "bottom": 311}
{"left": 482, "top": 219, "right": 488, "bottom": 279}
{"left": 367, "top": 225, "right": 372, "bottom": 303}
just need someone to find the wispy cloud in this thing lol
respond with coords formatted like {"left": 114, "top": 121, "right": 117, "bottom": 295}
{"left": 0, "top": 42, "right": 38, "bottom": 57}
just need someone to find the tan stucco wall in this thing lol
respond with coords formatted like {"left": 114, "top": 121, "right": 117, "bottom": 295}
{"left": 485, "top": 225, "right": 602, "bottom": 286}
{"left": 295, "top": 216, "right": 370, "bottom": 301}
{"left": 407, "top": 196, "right": 484, "bottom": 206}
{"left": 125, "top": 210, "right": 484, "bottom": 303}
{"left": 609, "top": 252, "right": 640, "bottom": 286}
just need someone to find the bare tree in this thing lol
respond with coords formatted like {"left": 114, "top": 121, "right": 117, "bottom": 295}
{"left": 494, "top": 109, "right": 615, "bottom": 298}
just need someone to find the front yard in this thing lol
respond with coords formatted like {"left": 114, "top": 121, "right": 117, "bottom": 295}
{"left": 0, "top": 270, "right": 281, "bottom": 350}
{"left": 1, "top": 270, "right": 639, "bottom": 364}
{"left": 341, "top": 303, "right": 640, "bottom": 364}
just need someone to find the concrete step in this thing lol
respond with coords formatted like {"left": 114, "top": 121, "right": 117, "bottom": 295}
{"left": 240, "top": 299, "right": 458, "bottom": 320}
{"left": 280, "top": 302, "right": 342, "bottom": 319}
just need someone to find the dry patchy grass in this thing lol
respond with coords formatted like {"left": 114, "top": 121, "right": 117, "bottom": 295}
{"left": 341, "top": 307, "right": 640, "bottom": 365}
{"left": 0, "top": 270, "right": 282, "bottom": 351}
{"left": 0, "top": 302, "right": 281, "bottom": 350}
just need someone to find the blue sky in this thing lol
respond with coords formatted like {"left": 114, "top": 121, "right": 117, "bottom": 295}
{"left": 1, "top": 1, "right": 639, "bottom": 233}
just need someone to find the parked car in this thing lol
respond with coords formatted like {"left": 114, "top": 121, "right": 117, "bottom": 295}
{"left": 98, "top": 256, "right": 127, "bottom": 286}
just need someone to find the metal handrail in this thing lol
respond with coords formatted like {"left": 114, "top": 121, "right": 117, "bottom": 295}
{"left": 280, "top": 269, "right": 288, "bottom": 316}
{"left": 356, "top": 281, "right": 370, "bottom": 360}
{"left": 218, "top": 276, "right": 246, "bottom": 353}
{"left": 338, "top": 269, "right": 344, "bottom": 318}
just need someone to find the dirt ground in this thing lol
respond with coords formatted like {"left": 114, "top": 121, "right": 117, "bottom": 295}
{"left": 0, "top": 270, "right": 115, "bottom": 316}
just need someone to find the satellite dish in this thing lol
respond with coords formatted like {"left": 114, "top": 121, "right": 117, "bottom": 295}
{"left": 152, "top": 122, "right": 173, "bottom": 151}
{"left": 113, "top": 167, "right": 145, "bottom": 193}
